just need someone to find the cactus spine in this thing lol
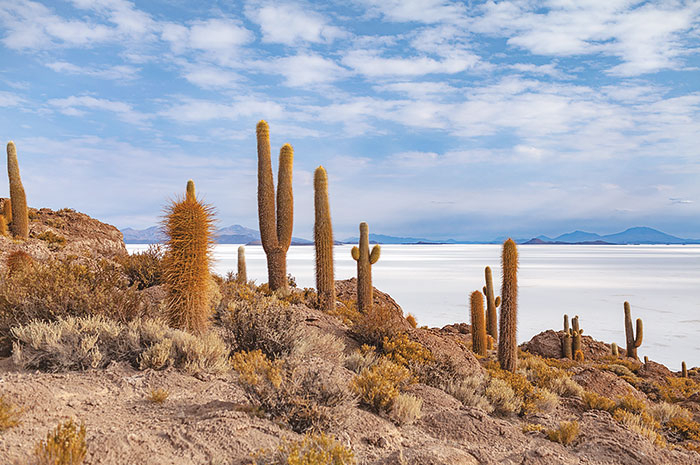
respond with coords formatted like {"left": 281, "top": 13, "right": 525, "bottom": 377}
{"left": 470, "top": 290, "right": 487, "bottom": 356}
{"left": 682, "top": 361, "right": 688, "bottom": 378}
{"left": 624, "top": 301, "right": 643, "bottom": 360}
{"left": 562, "top": 314, "right": 573, "bottom": 359}
{"left": 256, "top": 121, "right": 294, "bottom": 293}
{"left": 314, "top": 166, "right": 335, "bottom": 311}
{"left": 351, "top": 222, "right": 380, "bottom": 313}
{"left": 7, "top": 142, "right": 28, "bottom": 240}
{"left": 498, "top": 238, "right": 518, "bottom": 372}
{"left": 237, "top": 246, "right": 247, "bottom": 284}
{"left": 483, "top": 266, "right": 501, "bottom": 342}
{"left": 162, "top": 180, "right": 216, "bottom": 334}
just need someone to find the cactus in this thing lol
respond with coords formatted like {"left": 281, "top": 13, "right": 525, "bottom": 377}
{"left": 7, "top": 142, "right": 28, "bottom": 240}
{"left": 574, "top": 350, "right": 584, "bottom": 362}
{"left": 611, "top": 342, "right": 619, "bottom": 357}
{"left": 682, "top": 361, "right": 688, "bottom": 378}
{"left": 162, "top": 180, "right": 216, "bottom": 334}
{"left": 256, "top": 121, "right": 294, "bottom": 293}
{"left": 572, "top": 315, "right": 583, "bottom": 356}
{"left": 483, "top": 266, "right": 501, "bottom": 342}
{"left": 351, "top": 222, "right": 380, "bottom": 313}
{"left": 470, "top": 290, "right": 487, "bottom": 356}
{"left": 2, "top": 197, "right": 11, "bottom": 224}
{"left": 562, "top": 314, "right": 573, "bottom": 359}
{"left": 0, "top": 214, "right": 6, "bottom": 236}
{"left": 237, "top": 245, "right": 247, "bottom": 284}
{"left": 186, "top": 179, "right": 196, "bottom": 202}
{"left": 498, "top": 238, "right": 518, "bottom": 372}
{"left": 624, "top": 301, "right": 643, "bottom": 360}
{"left": 314, "top": 166, "right": 336, "bottom": 311}
{"left": 644, "top": 355, "right": 649, "bottom": 365}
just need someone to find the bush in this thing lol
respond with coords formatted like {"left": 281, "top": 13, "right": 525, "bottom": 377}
{"left": 484, "top": 378, "right": 522, "bottom": 415}
{"left": 6, "top": 250, "right": 33, "bottom": 274}
{"left": 36, "top": 230, "right": 66, "bottom": 250}
{"left": 667, "top": 416, "right": 700, "bottom": 442}
{"left": 389, "top": 393, "right": 422, "bottom": 426}
{"left": 117, "top": 245, "right": 163, "bottom": 290}
{"left": 254, "top": 433, "right": 356, "bottom": 465}
{"left": 34, "top": 419, "right": 87, "bottom": 465}
{"left": 658, "top": 377, "right": 700, "bottom": 403}
{"left": 381, "top": 333, "right": 432, "bottom": 367}
{"left": 546, "top": 421, "right": 579, "bottom": 445}
{"left": 616, "top": 394, "right": 646, "bottom": 415}
{"left": 406, "top": 314, "right": 417, "bottom": 328}
{"left": 443, "top": 375, "right": 494, "bottom": 413}
{"left": 614, "top": 409, "right": 665, "bottom": 446}
{"left": 221, "top": 294, "right": 303, "bottom": 359}
{"left": 351, "top": 304, "right": 403, "bottom": 348}
{"left": 0, "top": 395, "right": 23, "bottom": 431}
{"left": 232, "top": 350, "right": 355, "bottom": 433}
{"left": 148, "top": 388, "right": 169, "bottom": 404}
{"left": 582, "top": 391, "right": 617, "bottom": 413}
{"left": 344, "top": 346, "right": 379, "bottom": 374}
{"left": 486, "top": 362, "right": 555, "bottom": 414}
{"left": 351, "top": 358, "right": 413, "bottom": 414}
{"left": 11, "top": 316, "right": 230, "bottom": 376}
{"left": 649, "top": 402, "right": 691, "bottom": 424}
{"left": 520, "top": 354, "right": 584, "bottom": 397}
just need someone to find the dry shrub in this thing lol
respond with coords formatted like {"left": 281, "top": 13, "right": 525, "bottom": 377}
{"left": 658, "top": 377, "right": 700, "bottom": 403}
{"left": 486, "top": 362, "right": 555, "bottom": 414}
{"left": 221, "top": 295, "right": 302, "bottom": 358}
{"left": 254, "top": 432, "right": 356, "bottom": 465}
{"left": 117, "top": 245, "right": 163, "bottom": 290}
{"left": 11, "top": 316, "right": 230, "bottom": 376}
{"left": 351, "top": 304, "right": 403, "bottom": 348}
{"left": 390, "top": 393, "right": 422, "bottom": 426}
{"left": 381, "top": 333, "right": 432, "bottom": 367}
{"left": 582, "top": 391, "right": 617, "bottom": 413}
{"left": 36, "top": 230, "right": 66, "bottom": 250}
{"left": 344, "top": 346, "right": 379, "bottom": 374}
{"left": 649, "top": 402, "right": 691, "bottom": 425}
{"left": 291, "top": 329, "right": 346, "bottom": 364}
{"left": 406, "top": 314, "right": 417, "bottom": 328}
{"left": 148, "top": 388, "right": 169, "bottom": 404}
{"left": 546, "top": 421, "right": 579, "bottom": 445}
{"left": 0, "top": 256, "right": 144, "bottom": 341}
{"left": 443, "top": 375, "right": 494, "bottom": 413}
{"left": 34, "top": 419, "right": 87, "bottom": 465}
{"left": 666, "top": 415, "right": 700, "bottom": 442}
{"left": 351, "top": 358, "right": 413, "bottom": 414}
{"left": 616, "top": 394, "right": 646, "bottom": 415}
{"left": 0, "top": 395, "right": 23, "bottom": 431}
{"left": 327, "top": 299, "right": 362, "bottom": 326}
{"left": 522, "top": 423, "right": 545, "bottom": 433}
{"left": 232, "top": 350, "right": 355, "bottom": 433}
{"left": 520, "top": 354, "right": 583, "bottom": 397}
{"left": 614, "top": 409, "right": 666, "bottom": 446}
{"left": 484, "top": 378, "right": 522, "bottom": 415}
{"left": 6, "top": 250, "right": 33, "bottom": 274}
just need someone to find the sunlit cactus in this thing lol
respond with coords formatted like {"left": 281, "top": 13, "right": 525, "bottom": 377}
{"left": 351, "top": 222, "right": 380, "bottom": 313}
{"left": 624, "top": 301, "right": 643, "bottom": 360}
{"left": 483, "top": 266, "right": 501, "bottom": 342}
{"left": 2, "top": 197, "right": 11, "bottom": 224}
{"left": 498, "top": 238, "right": 518, "bottom": 372}
{"left": 162, "top": 180, "right": 216, "bottom": 334}
{"left": 237, "top": 245, "right": 247, "bottom": 284}
{"left": 7, "top": 142, "right": 28, "bottom": 240}
{"left": 256, "top": 121, "right": 294, "bottom": 294}
{"left": 562, "top": 314, "right": 572, "bottom": 359}
{"left": 0, "top": 214, "right": 6, "bottom": 236}
{"left": 470, "top": 290, "right": 487, "bottom": 356}
{"left": 611, "top": 342, "right": 619, "bottom": 357}
{"left": 314, "top": 166, "right": 335, "bottom": 311}
{"left": 186, "top": 179, "right": 196, "bottom": 202}
{"left": 682, "top": 361, "right": 688, "bottom": 378}
{"left": 572, "top": 315, "right": 583, "bottom": 356}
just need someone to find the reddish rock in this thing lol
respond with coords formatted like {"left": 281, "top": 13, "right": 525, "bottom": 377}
{"left": 522, "top": 329, "right": 612, "bottom": 361}
{"left": 572, "top": 367, "right": 644, "bottom": 400}
{"left": 409, "top": 327, "right": 483, "bottom": 379}
{"left": 334, "top": 278, "right": 412, "bottom": 331}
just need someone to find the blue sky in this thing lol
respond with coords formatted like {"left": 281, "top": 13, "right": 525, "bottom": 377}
{"left": 0, "top": 0, "right": 699, "bottom": 241}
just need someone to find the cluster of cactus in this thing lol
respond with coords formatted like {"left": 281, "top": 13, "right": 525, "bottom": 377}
{"left": 470, "top": 291, "right": 487, "bottom": 356}
{"left": 561, "top": 314, "right": 583, "bottom": 360}
{"left": 482, "top": 266, "right": 501, "bottom": 343}
{"left": 624, "top": 301, "right": 643, "bottom": 360}
{"left": 314, "top": 166, "right": 336, "bottom": 311}
{"left": 3, "top": 141, "right": 28, "bottom": 240}
{"left": 162, "top": 180, "right": 216, "bottom": 334}
{"left": 498, "top": 238, "right": 518, "bottom": 372}
{"left": 256, "top": 120, "right": 294, "bottom": 294}
{"left": 351, "top": 222, "right": 380, "bottom": 313}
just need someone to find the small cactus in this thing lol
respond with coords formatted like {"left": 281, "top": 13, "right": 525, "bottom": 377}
{"left": 256, "top": 121, "right": 294, "bottom": 294}
{"left": 483, "top": 266, "right": 501, "bottom": 342}
{"left": 562, "top": 314, "right": 572, "bottom": 359}
{"left": 624, "top": 301, "right": 643, "bottom": 360}
{"left": 611, "top": 342, "right": 619, "bottom": 357}
{"left": 7, "top": 141, "right": 28, "bottom": 240}
{"left": 498, "top": 238, "right": 518, "bottom": 372}
{"left": 470, "top": 290, "right": 487, "bottom": 356}
{"left": 162, "top": 180, "right": 216, "bottom": 334}
{"left": 186, "top": 179, "right": 196, "bottom": 201}
{"left": 0, "top": 214, "right": 6, "bottom": 236}
{"left": 351, "top": 222, "right": 380, "bottom": 313}
{"left": 2, "top": 197, "right": 11, "bottom": 224}
{"left": 574, "top": 350, "right": 584, "bottom": 362}
{"left": 314, "top": 166, "right": 335, "bottom": 311}
{"left": 682, "top": 361, "right": 688, "bottom": 378}
{"left": 644, "top": 355, "right": 649, "bottom": 365}
{"left": 572, "top": 315, "right": 583, "bottom": 356}
{"left": 237, "top": 245, "right": 247, "bottom": 284}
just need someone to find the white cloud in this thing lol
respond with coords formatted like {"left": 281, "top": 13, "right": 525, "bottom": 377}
{"left": 343, "top": 49, "right": 478, "bottom": 77}
{"left": 357, "top": 0, "right": 465, "bottom": 23}
{"left": 159, "top": 97, "right": 285, "bottom": 123}
{"left": 47, "top": 95, "right": 149, "bottom": 125}
{"left": 181, "top": 66, "right": 240, "bottom": 89}
{"left": 161, "top": 19, "right": 253, "bottom": 65}
{"left": 0, "top": 91, "right": 25, "bottom": 107}
{"left": 245, "top": 1, "right": 346, "bottom": 45}
{"left": 254, "top": 54, "right": 348, "bottom": 86}
{"left": 45, "top": 61, "right": 139, "bottom": 80}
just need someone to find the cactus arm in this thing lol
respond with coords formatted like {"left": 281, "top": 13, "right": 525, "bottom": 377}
{"left": 369, "top": 244, "right": 381, "bottom": 264}
{"left": 634, "top": 318, "right": 643, "bottom": 348}
{"left": 186, "top": 179, "right": 196, "bottom": 201}
{"left": 256, "top": 120, "right": 278, "bottom": 253}
{"left": 276, "top": 143, "right": 294, "bottom": 252}
{"left": 494, "top": 296, "right": 501, "bottom": 307}
{"left": 351, "top": 246, "right": 360, "bottom": 261}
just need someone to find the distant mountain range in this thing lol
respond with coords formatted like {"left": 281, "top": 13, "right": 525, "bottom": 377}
{"left": 121, "top": 225, "right": 700, "bottom": 246}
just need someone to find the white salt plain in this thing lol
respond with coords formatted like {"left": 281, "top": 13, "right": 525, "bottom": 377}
{"left": 127, "top": 243, "right": 700, "bottom": 369}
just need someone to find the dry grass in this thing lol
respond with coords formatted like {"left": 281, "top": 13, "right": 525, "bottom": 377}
{"left": 381, "top": 333, "right": 432, "bottom": 367}
{"left": 406, "top": 314, "right": 417, "bottom": 328}
{"left": 582, "top": 391, "right": 617, "bottom": 413}
{"left": 486, "top": 361, "right": 556, "bottom": 414}
{"left": 658, "top": 376, "right": 700, "bottom": 403}
{"left": 649, "top": 402, "right": 691, "bottom": 424}
{"left": 0, "top": 394, "right": 23, "bottom": 431}
{"left": 254, "top": 432, "right": 356, "bottom": 465}
{"left": 36, "top": 230, "right": 66, "bottom": 250}
{"left": 11, "top": 316, "right": 230, "bottom": 376}
{"left": 389, "top": 393, "right": 422, "bottom": 426}
{"left": 546, "top": 421, "right": 579, "bottom": 445}
{"left": 344, "top": 346, "right": 379, "bottom": 374}
{"left": 148, "top": 388, "right": 170, "bottom": 404}
{"left": 351, "top": 358, "right": 413, "bottom": 414}
{"left": 520, "top": 354, "right": 584, "bottom": 398}
{"left": 484, "top": 377, "right": 522, "bottom": 415}
{"left": 33, "top": 419, "right": 87, "bottom": 465}
{"left": 614, "top": 409, "right": 666, "bottom": 446}
{"left": 443, "top": 375, "right": 494, "bottom": 413}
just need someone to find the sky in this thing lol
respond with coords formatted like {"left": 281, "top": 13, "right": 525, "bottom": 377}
{"left": 0, "top": 0, "right": 699, "bottom": 241}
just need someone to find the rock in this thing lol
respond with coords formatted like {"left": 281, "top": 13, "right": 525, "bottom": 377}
{"left": 386, "top": 446, "right": 479, "bottom": 465}
{"left": 637, "top": 360, "right": 673, "bottom": 382}
{"left": 572, "top": 367, "right": 644, "bottom": 400}
{"left": 409, "top": 328, "right": 483, "bottom": 379}
{"left": 334, "top": 278, "right": 412, "bottom": 331}
{"left": 522, "top": 329, "right": 612, "bottom": 361}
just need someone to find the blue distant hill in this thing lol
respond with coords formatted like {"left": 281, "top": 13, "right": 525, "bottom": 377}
{"left": 121, "top": 225, "right": 312, "bottom": 245}
{"left": 526, "top": 227, "right": 700, "bottom": 245}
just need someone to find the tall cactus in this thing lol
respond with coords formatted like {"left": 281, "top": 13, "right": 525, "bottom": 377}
{"left": 162, "top": 180, "right": 216, "bottom": 334}
{"left": 498, "top": 238, "right": 518, "bottom": 372}
{"left": 7, "top": 142, "right": 28, "bottom": 240}
{"left": 470, "top": 290, "right": 487, "bottom": 356}
{"left": 351, "top": 222, "right": 380, "bottom": 313}
{"left": 483, "top": 266, "right": 501, "bottom": 342}
{"left": 256, "top": 121, "right": 294, "bottom": 293}
{"left": 624, "top": 301, "right": 643, "bottom": 360}
{"left": 572, "top": 315, "right": 583, "bottom": 359}
{"left": 314, "top": 166, "right": 335, "bottom": 311}
{"left": 562, "top": 314, "right": 573, "bottom": 359}
{"left": 237, "top": 245, "right": 247, "bottom": 284}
